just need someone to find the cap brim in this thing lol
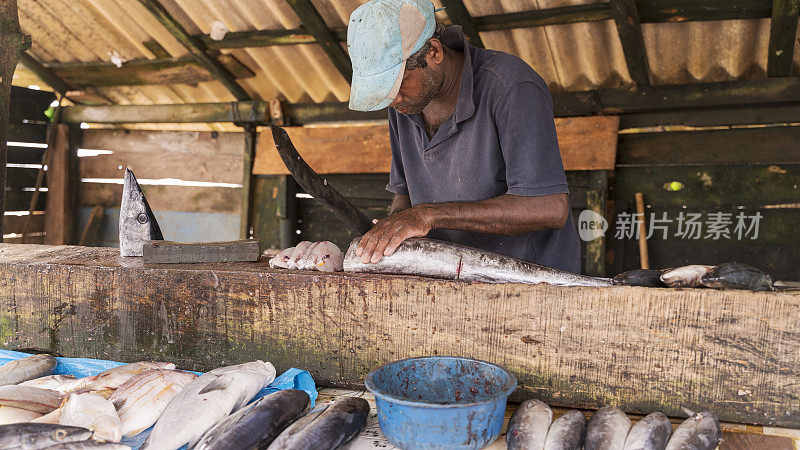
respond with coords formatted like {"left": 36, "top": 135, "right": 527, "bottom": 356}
{"left": 349, "top": 61, "right": 404, "bottom": 112}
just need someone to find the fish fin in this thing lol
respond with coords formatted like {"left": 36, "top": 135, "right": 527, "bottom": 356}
{"left": 198, "top": 374, "right": 235, "bottom": 395}
{"left": 680, "top": 406, "right": 696, "bottom": 417}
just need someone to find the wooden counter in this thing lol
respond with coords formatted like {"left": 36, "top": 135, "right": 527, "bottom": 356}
{"left": 0, "top": 244, "right": 797, "bottom": 428}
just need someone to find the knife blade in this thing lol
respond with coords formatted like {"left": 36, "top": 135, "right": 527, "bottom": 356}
{"left": 270, "top": 125, "right": 374, "bottom": 234}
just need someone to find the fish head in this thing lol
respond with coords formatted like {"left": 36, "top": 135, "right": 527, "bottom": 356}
{"left": 119, "top": 168, "right": 163, "bottom": 257}
{"left": 47, "top": 425, "right": 94, "bottom": 445}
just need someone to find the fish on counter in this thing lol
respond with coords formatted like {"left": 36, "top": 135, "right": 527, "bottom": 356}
{"left": 583, "top": 406, "right": 631, "bottom": 450}
{"left": 612, "top": 269, "right": 666, "bottom": 287}
{"left": 141, "top": 361, "right": 276, "bottom": 450}
{"left": 664, "top": 412, "right": 721, "bottom": 450}
{"left": 21, "top": 376, "right": 77, "bottom": 391}
{"left": 506, "top": 399, "right": 552, "bottom": 450}
{"left": 59, "top": 393, "right": 122, "bottom": 443}
{"left": 108, "top": 369, "right": 197, "bottom": 437}
{"left": 0, "top": 423, "right": 92, "bottom": 449}
{"left": 543, "top": 409, "right": 585, "bottom": 450}
{"left": 286, "top": 241, "right": 313, "bottom": 269}
{"left": 623, "top": 412, "right": 672, "bottom": 450}
{"left": 270, "top": 241, "right": 345, "bottom": 272}
{"left": 38, "top": 442, "right": 131, "bottom": 449}
{"left": 267, "top": 396, "right": 369, "bottom": 450}
{"left": 269, "top": 246, "right": 296, "bottom": 269}
{"left": 57, "top": 362, "right": 176, "bottom": 395}
{"left": 195, "top": 389, "right": 310, "bottom": 450}
{"left": 344, "top": 237, "right": 613, "bottom": 287}
{"left": 0, "top": 354, "right": 57, "bottom": 387}
{"left": 0, "top": 404, "right": 43, "bottom": 424}
{"left": 32, "top": 409, "right": 61, "bottom": 424}
{"left": 700, "top": 262, "right": 774, "bottom": 291}
{"left": 660, "top": 266, "right": 712, "bottom": 288}
{"left": 0, "top": 386, "right": 62, "bottom": 413}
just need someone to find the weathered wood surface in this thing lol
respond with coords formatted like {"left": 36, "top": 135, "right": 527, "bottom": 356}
{"left": 253, "top": 116, "right": 619, "bottom": 175}
{"left": 0, "top": 243, "right": 797, "bottom": 428}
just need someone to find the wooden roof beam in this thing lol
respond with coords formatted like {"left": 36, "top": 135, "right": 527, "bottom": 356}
{"left": 18, "top": 52, "right": 74, "bottom": 96}
{"left": 285, "top": 0, "right": 352, "bottom": 83}
{"left": 767, "top": 0, "right": 800, "bottom": 77}
{"left": 440, "top": 0, "right": 484, "bottom": 48}
{"left": 136, "top": 0, "right": 250, "bottom": 100}
{"left": 610, "top": 0, "right": 651, "bottom": 86}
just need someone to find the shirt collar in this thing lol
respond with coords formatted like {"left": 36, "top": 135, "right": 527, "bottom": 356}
{"left": 441, "top": 26, "right": 476, "bottom": 124}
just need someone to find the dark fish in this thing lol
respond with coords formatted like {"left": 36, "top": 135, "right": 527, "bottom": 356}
{"left": 664, "top": 412, "right": 721, "bottom": 450}
{"left": 613, "top": 269, "right": 665, "bottom": 287}
{"left": 343, "top": 238, "right": 613, "bottom": 287}
{"left": 623, "top": 412, "right": 672, "bottom": 450}
{"left": 119, "top": 168, "right": 163, "bottom": 257}
{"left": 584, "top": 406, "right": 631, "bottom": 450}
{"left": 506, "top": 399, "right": 552, "bottom": 450}
{"left": 700, "top": 262, "right": 774, "bottom": 291}
{"left": 0, "top": 354, "right": 56, "bottom": 387}
{"left": 195, "top": 389, "right": 310, "bottom": 450}
{"left": 543, "top": 409, "right": 585, "bottom": 450}
{"left": 0, "top": 423, "right": 92, "bottom": 449}
{"left": 267, "top": 396, "right": 369, "bottom": 450}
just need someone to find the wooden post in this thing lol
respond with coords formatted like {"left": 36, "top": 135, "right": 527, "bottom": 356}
{"left": 584, "top": 171, "right": 608, "bottom": 276}
{"left": 635, "top": 192, "right": 649, "bottom": 269}
{"left": 0, "top": 0, "right": 32, "bottom": 240}
{"left": 240, "top": 126, "right": 258, "bottom": 239}
{"left": 44, "top": 124, "right": 72, "bottom": 245}
{"left": 277, "top": 175, "right": 297, "bottom": 249}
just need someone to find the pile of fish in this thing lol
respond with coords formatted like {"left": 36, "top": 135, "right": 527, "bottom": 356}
{"left": 612, "top": 262, "right": 774, "bottom": 291}
{"left": 507, "top": 400, "right": 722, "bottom": 450}
{"left": 0, "top": 353, "right": 369, "bottom": 450}
{"left": 268, "top": 240, "right": 344, "bottom": 272}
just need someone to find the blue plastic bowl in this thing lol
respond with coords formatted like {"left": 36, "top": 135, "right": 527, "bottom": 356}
{"left": 364, "top": 356, "right": 517, "bottom": 449}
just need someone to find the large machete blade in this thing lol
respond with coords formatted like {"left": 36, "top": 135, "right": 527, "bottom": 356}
{"left": 270, "top": 125, "right": 374, "bottom": 234}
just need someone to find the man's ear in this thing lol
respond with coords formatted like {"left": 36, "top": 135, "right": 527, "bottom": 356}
{"left": 426, "top": 39, "right": 445, "bottom": 66}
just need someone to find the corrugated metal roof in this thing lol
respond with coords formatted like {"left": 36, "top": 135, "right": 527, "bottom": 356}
{"left": 12, "top": 0, "right": 800, "bottom": 114}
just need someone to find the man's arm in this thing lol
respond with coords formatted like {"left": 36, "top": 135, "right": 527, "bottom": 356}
{"left": 356, "top": 193, "right": 568, "bottom": 263}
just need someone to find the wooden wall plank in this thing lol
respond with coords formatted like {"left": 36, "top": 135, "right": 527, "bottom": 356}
{"left": 78, "top": 183, "right": 241, "bottom": 214}
{"left": 3, "top": 214, "right": 44, "bottom": 234}
{"left": 253, "top": 116, "right": 619, "bottom": 175}
{"left": 0, "top": 244, "right": 797, "bottom": 428}
{"left": 45, "top": 124, "right": 72, "bottom": 245}
{"left": 5, "top": 190, "right": 46, "bottom": 212}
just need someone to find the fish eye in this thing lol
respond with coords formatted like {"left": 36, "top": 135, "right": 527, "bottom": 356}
{"left": 137, "top": 212, "right": 149, "bottom": 224}
{"left": 54, "top": 429, "right": 67, "bottom": 440}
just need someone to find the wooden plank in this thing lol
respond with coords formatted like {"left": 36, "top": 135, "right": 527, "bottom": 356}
{"left": 767, "top": 0, "right": 800, "bottom": 77}
{"left": 141, "top": 39, "right": 171, "bottom": 59}
{"left": 78, "top": 183, "right": 241, "bottom": 214}
{"left": 62, "top": 102, "right": 268, "bottom": 125}
{"left": 251, "top": 176, "right": 286, "bottom": 251}
{"left": 44, "top": 124, "right": 71, "bottom": 245}
{"left": 440, "top": 0, "right": 484, "bottom": 47}
{"left": 142, "top": 240, "right": 260, "bottom": 263}
{"left": 474, "top": 4, "right": 612, "bottom": 30}
{"left": 0, "top": 244, "right": 797, "bottom": 428}
{"left": 46, "top": 55, "right": 255, "bottom": 87}
{"left": 619, "top": 104, "right": 800, "bottom": 129}
{"left": 285, "top": 0, "right": 352, "bottom": 83}
{"left": 720, "top": 432, "right": 795, "bottom": 449}
{"left": 200, "top": 29, "right": 319, "bottom": 49}
{"left": 7, "top": 146, "right": 44, "bottom": 164}
{"left": 610, "top": 0, "right": 651, "bottom": 86}
{"left": 8, "top": 122, "right": 46, "bottom": 143}
{"left": 18, "top": 52, "right": 74, "bottom": 96}
{"left": 5, "top": 190, "right": 45, "bottom": 212}
{"left": 618, "top": 126, "right": 800, "bottom": 166}
{"left": 6, "top": 167, "right": 40, "bottom": 188}
{"left": 254, "top": 116, "right": 619, "bottom": 175}
{"left": 3, "top": 214, "right": 44, "bottom": 234}
{"left": 636, "top": 0, "right": 773, "bottom": 23}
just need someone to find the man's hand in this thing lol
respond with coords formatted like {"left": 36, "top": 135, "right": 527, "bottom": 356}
{"left": 356, "top": 205, "right": 433, "bottom": 263}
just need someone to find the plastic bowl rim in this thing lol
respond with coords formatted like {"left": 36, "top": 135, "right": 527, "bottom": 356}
{"left": 364, "top": 355, "right": 518, "bottom": 409}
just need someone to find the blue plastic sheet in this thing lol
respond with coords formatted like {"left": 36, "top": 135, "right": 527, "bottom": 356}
{"left": 0, "top": 350, "right": 318, "bottom": 449}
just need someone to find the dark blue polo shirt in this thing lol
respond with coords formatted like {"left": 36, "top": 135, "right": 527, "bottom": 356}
{"left": 386, "top": 26, "right": 581, "bottom": 273}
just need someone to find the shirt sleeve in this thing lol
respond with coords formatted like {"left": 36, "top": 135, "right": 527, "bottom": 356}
{"left": 386, "top": 110, "right": 410, "bottom": 196}
{"left": 494, "top": 81, "right": 569, "bottom": 197}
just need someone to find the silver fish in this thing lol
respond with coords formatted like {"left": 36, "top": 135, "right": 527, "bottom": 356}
{"left": 38, "top": 442, "right": 130, "bottom": 449}
{"left": 119, "top": 168, "right": 163, "bottom": 257}
{"left": 57, "top": 362, "right": 176, "bottom": 395}
{"left": 664, "top": 412, "right": 721, "bottom": 450}
{"left": 195, "top": 389, "right": 310, "bottom": 450}
{"left": 624, "top": 412, "right": 672, "bottom": 450}
{"left": 700, "top": 262, "right": 774, "bottom": 291}
{"left": 660, "top": 266, "right": 712, "bottom": 288}
{"left": 21, "top": 376, "right": 77, "bottom": 391}
{"left": 0, "top": 386, "right": 62, "bottom": 413}
{"left": 59, "top": 393, "right": 122, "bottom": 443}
{"left": 584, "top": 406, "right": 631, "bottom": 450}
{"left": 0, "top": 355, "right": 56, "bottom": 387}
{"left": 267, "top": 396, "right": 369, "bottom": 450}
{"left": 108, "top": 369, "right": 197, "bottom": 437}
{"left": 543, "top": 410, "right": 585, "bottom": 450}
{"left": 506, "top": 399, "right": 552, "bottom": 450}
{"left": 343, "top": 238, "right": 612, "bottom": 287}
{"left": 0, "top": 423, "right": 92, "bottom": 449}
{"left": 141, "top": 361, "right": 276, "bottom": 450}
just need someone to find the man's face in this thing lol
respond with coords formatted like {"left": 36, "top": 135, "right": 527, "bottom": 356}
{"left": 389, "top": 63, "right": 440, "bottom": 115}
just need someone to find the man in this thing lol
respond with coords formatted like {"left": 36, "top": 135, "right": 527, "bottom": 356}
{"left": 346, "top": 0, "right": 580, "bottom": 273}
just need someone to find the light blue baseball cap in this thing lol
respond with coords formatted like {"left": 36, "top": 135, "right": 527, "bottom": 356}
{"left": 347, "top": 0, "right": 437, "bottom": 112}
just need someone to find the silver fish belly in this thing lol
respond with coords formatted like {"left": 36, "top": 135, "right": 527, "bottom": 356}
{"left": 584, "top": 406, "right": 631, "bottom": 450}
{"left": 343, "top": 238, "right": 612, "bottom": 287}
{"left": 267, "top": 396, "right": 369, "bottom": 450}
{"left": 506, "top": 399, "right": 552, "bottom": 450}
{"left": 0, "top": 355, "right": 56, "bottom": 387}
{"left": 195, "top": 389, "right": 310, "bottom": 450}
{"left": 0, "top": 423, "right": 92, "bottom": 449}
{"left": 623, "top": 412, "right": 672, "bottom": 450}
{"left": 660, "top": 266, "right": 712, "bottom": 288}
{"left": 543, "top": 410, "right": 585, "bottom": 450}
{"left": 664, "top": 412, "right": 721, "bottom": 450}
